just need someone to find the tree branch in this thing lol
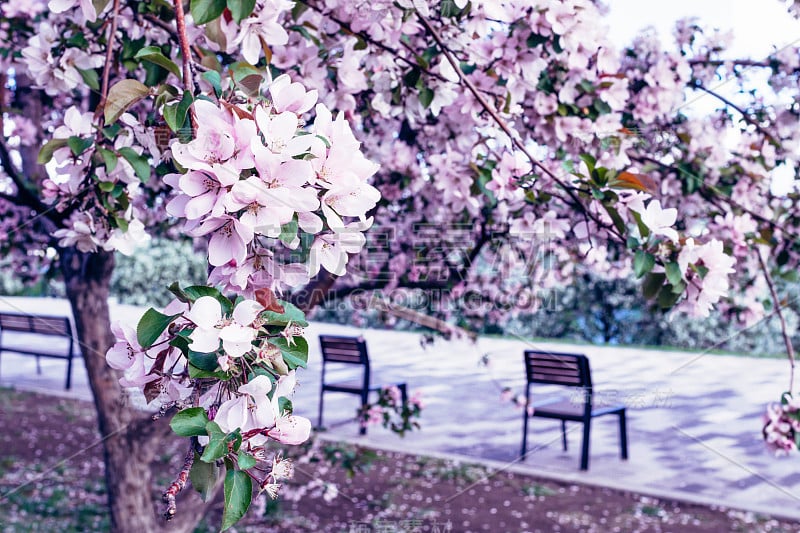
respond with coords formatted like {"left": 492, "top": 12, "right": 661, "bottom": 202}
{"left": 173, "top": 0, "right": 197, "bottom": 129}
{"left": 415, "top": 13, "right": 626, "bottom": 246}
{"left": 97, "top": 0, "right": 123, "bottom": 121}
{"left": 688, "top": 58, "right": 773, "bottom": 68}
{"left": 0, "top": 138, "right": 48, "bottom": 215}
{"left": 297, "top": 0, "right": 449, "bottom": 83}
{"left": 758, "top": 251, "right": 795, "bottom": 394}
{"left": 691, "top": 81, "right": 779, "bottom": 145}
{"left": 630, "top": 153, "right": 800, "bottom": 242}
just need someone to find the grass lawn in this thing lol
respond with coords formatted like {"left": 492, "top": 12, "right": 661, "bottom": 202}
{"left": 0, "top": 387, "right": 796, "bottom": 532}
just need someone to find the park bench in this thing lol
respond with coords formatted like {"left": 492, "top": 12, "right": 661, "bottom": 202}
{"left": 318, "top": 335, "right": 408, "bottom": 435}
{"left": 520, "top": 350, "right": 628, "bottom": 470}
{"left": 0, "top": 312, "right": 77, "bottom": 390}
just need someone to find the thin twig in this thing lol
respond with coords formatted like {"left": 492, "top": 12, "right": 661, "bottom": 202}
{"left": 297, "top": 0, "right": 450, "bottom": 83}
{"left": 173, "top": 0, "right": 197, "bottom": 129}
{"left": 631, "top": 153, "right": 800, "bottom": 242}
{"left": 97, "top": 0, "right": 123, "bottom": 121}
{"left": 758, "top": 250, "right": 795, "bottom": 394}
{"left": 691, "top": 82, "right": 779, "bottom": 145}
{"left": 143, "top": 13, "right": 180, "bottom": 44}
{"left": 162, "top": 446, "right": 195, "bottom": 520}
{"left": 688, "top": 58, "right": 773, "bottom": 68}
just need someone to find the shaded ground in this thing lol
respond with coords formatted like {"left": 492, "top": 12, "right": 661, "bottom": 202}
{"left": 0, "top": 388, "right": 796, "bottom": 533}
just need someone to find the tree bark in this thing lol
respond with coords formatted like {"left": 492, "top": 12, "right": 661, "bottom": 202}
{"left": 60, "top": 249, "right": 211, "bottom": 532}
{"left": 60, "top": 248, "right": 164, "bottom": 532}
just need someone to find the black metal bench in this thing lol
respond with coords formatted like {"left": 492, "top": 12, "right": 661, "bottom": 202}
{"left": 318, "top": 335, "right": 407, "bottom": 435}
{"left": 521, "top": 350, "right": 628, "bottom": 470}
{"left": 0, "top": 312, "right": 77, "bottom": 390}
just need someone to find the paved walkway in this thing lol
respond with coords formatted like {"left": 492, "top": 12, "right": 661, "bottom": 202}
{"left": 1, "top": 296, "right": 799, "bottom": 521}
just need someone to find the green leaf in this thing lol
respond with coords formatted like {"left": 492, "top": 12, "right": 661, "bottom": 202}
{"left": 189, "top": 453, "right": 221, "bottom": 501}
{"left": 630, "top": 210, "right": 650, "bottom": 239}
{"left": 170, "top": 407, "right": 209, "bottom": 437}
{"left": 642, "top": 272, "right": 666, "bottom": 300}
{"left": 189, "top": 350, "right": 220, "bottom": 371}
{"left": 68, "top": 136, "right": 94, "bottom": 157}
{"left": 76, "top": 67, "right": 100, "bottom": 91}
{"left": 270, "top": 336, "right": 308, "bottom": 370}
{"left": 104, "top": 79, "right": 150, "bottom": 125}
{"left": 671, "top": 280, "right": 686, "bottom": 294}
{"left": 201, "top": 421, "right": 229, "bottom": 463}
{"left": 552, "top": 35, "right": 564, "bottom": 54}
{"left": 279, "top": 217, "right": 298, "bottom": 247}
{"left": 98, "top": 181, "right": 115, "bottom": 192}
{"left": 527, "top": 33, "right": 547, "bottom": 48}
{"left": 191, "top": 0, "right": 226, "bottom": 24}
{"left": 403, "top": 67, "right": 421, "bottom": 88}
{"left": 134, "top": 46, "right": 181, "bottom": 79}
{"left": 163, "top": 91, "right": 194, "bottom": 133}
{"left": 633, "top": 250, "right": 655, "bottom": 279}
{"left": 657, "top": 284, "right": 682, "bottom": 309}
{"left": 665, "top": 262, "right": 683, "bottom": 286}
{"left": 221, "top": 469, "right": 252, "bottom": 531}
{"left": 136, "top": 308, "right": 179, "bottom": 349}
{"left": 259, "top": 300, "right": 308, "bottom": 327}
{"left": 227, "top": 0, "right": 256, "bottom": 22}
{"left": 603, "top": 205, "right": 626, "bottom": 235}
{"left": 113, "top": 216, "right": 128, "bottom": 232}
{"left": 117, "top": 147, "right": 151, "bottom": 182}
{"left": 418, "top": 86, "right": 434, "bottom": 109}
{"left": 202, "top": 70, "right": 222, "bottom": 98}
{"left": 237, "top": 450, "right": 256, "bottom": 470}
{"left": 38, "top": 138, "right": 69, "bottom": 164}
{"left": 594, "top": 99, "right": 612, "bottom": 115}
{"left": 98, "top": 147, "right": 118, "bottom": 172}
{"left": 276, "top": 396, "right": 292, "bottom": 416}
{"left": 188, "top": 363, "right": 229, "bottom": 380}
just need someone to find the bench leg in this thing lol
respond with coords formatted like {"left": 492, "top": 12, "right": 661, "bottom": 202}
{"left": 399, "top": 382, "right": 408, "bottom": 407}
{"left": 317, "top": 388, "right": 325, "bottom": 429}
{"left": 580, "top": 419, "right": 591, "bottom": 471}
{"left": 520, "top": 408, "right": 529, "bottom": 460}
{"left": 65, "top": 355, "right": 73, "bottom": 390}
{"left": 619, "top": 410, "right": 629, "bottom": 460}
{"left": 359, "top": 390, "right": 369, "bottom": 436}
{"left": 561, "top": 420, "right": 568, "bottom": 451}
{"left": 36, "top": 355, "right": 42, "bottom": 375}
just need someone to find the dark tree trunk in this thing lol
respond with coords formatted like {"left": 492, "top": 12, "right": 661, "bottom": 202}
{"left": 59, "top": 247, "right": 217, "bottom": 532}
{"left": 60, "top": 249, "right": 165, "bottom": 532}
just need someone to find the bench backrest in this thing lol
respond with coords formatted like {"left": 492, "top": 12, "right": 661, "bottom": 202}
{"left": 0, "top": 313, "right": 72, "bottom": 337}
{"left": 319, "top": 335, "right": 370, "bottom": 366}
{"left": 524, "top": 350, "right": 592, "bottom": 389}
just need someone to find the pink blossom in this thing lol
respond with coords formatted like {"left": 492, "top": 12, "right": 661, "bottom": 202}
{"left": 49, "top": 0, "right": 97, "bottom": 21}
{"left": 634, "top": 199, "right": 679, "bottom": 242}
{"left": 183, "top": 296, "right": 264, "bottom": 356}
{"left": 229, "top": 0, "right": 293, "bottom": 64}
{"left": 269, "top": 74, "right": 318, "bottom": 114}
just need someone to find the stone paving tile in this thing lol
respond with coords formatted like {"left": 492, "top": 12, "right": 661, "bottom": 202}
{"left": 2, "top": 296, "right": 800, "bottom": 519}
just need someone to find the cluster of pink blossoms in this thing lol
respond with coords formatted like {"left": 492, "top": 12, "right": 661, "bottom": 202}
{"left": 104, "top": 74, "right": 382, "bottom": 500}
{"left": 106, "top": 288, "right": 312, "bottom": 482}
{"left": 763, "top": 393, "right": 800, "bottom": 455}
{"left": 166, "top": 74, "right": 381, "bottom": 296}
{"left": 676, "top": 238, "right": 737, "bottom": 317}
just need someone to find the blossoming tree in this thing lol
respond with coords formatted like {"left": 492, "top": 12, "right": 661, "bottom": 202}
{"left": 1, "top": 0, "right": 799, "bottom": 529}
